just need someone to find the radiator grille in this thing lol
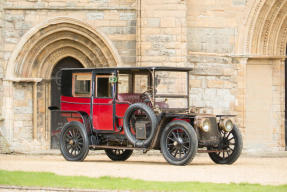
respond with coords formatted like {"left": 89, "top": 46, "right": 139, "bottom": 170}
{"left": 198, "top": 117, "right": 221, "bottom": 146}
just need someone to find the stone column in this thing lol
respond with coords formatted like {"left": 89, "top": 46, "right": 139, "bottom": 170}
{"left": 232, "top": 57, "right": 248, "bottom": 132}
{"left": 0, "top": 1, "right": 7, "bottom": 152}
{"left": 274, "top": 58, "right": 285, "bottom": 149}
{"left": 0, "top": 1, "right": 3, "bottom": 82}
{"left": 0, "top": 2, "right": 3, "bottom": 115}
{"left": 0, "top": 80, "right": 13, "bottom": 153}
{"left": 2, "top": 80, "right": 14, "bottom": 144}
{"left": 2, "top": 79, "right": 45, "bottom": 152}
{"left": 281, "top": 58, "right": 286, "bottom": 150}
{"left": 36, "top": 80, "right": 50, "bottom": 149}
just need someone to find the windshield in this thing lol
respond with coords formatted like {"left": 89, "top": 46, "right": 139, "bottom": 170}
{"left": 154, "top": 71, "right": 189, "bottom": 109}
{"left": 116, "top": 69, "right": 190, "bottom": 111}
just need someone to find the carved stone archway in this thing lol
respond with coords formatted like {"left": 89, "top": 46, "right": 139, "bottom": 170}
{"left": 6, "top": 17, "right": 121, "bottom": 80}
{"left": 242, "top": 0, "right": 287, "bottom": 56}
{"left": 237, "top": 1, "right": 287, "bottom": 151}
{"left": 3, "top": 17, "right": 121, "bottom": 151}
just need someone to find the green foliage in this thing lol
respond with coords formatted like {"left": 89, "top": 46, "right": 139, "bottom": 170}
{"left": 0, "top": 170, "right": 286, "bottom": 192}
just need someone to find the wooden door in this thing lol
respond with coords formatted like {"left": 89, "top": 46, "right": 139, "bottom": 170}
{"left": 246, "top": 63, "right": 273, "bottom": 150}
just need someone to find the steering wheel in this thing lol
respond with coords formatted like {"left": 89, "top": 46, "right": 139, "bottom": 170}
{"left": 140, "top": 89, "right": 153, "bottom": 103}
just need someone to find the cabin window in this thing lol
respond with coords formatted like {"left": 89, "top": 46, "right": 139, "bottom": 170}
{"left": 155, "top": 71, "right": 187, "bottom": 95}
{"left": 134, "top": 74, "right": 149, "bottom": 93}
{"left": 72, "top": 73, "right": 92, "bottom": 97}
{"left": 96, "top": 75, "right": 112, "bottom": 98}
{"left": 118, "top": 74, "right": 130, "bottom": 94}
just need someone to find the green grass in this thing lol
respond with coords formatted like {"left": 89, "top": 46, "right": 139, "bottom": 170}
{"left": 0, "top": 170, "right": 286, "bottom": 192}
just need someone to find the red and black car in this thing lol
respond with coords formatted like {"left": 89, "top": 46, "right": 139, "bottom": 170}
{"left": 49, "top": 66, "right": 242, "bottom": 165}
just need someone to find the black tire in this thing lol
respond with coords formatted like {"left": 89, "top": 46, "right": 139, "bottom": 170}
{"left": 208, "top": 125, "right": 243, "bottom": 164}
{"left": 160, "top": 120, "right": 198, "bottom": 166}
{"left": 60, "top": 121, "right": 89, "bottom": 161}
{"left": 123, "top": 103, "right": 158, "bottom": 148}
{"left": 105, "top": 149, "right": 133, "bottom": 161}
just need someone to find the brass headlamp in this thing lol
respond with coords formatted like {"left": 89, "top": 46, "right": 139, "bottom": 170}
{"left": 195, "top": 118, "right": 210, "bottom": 132}
{"left": 219, "top": 119, "right": 233, "bottom": 132}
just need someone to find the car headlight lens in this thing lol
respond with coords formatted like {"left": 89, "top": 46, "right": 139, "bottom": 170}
{"left": 202, "top": 119, "right": 210, "bottom": 132}
{"left": 195, "top": 118, "right": 210, "bottom": 132}
{"left": 219, "top": 119, "right": 233, "bottom": 132}
{"left": 225, "top": 119, "right": 233, "bottom": 132}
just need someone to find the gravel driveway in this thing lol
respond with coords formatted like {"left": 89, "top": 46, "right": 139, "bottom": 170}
{"left": 0, "top": 151, "right": 287, "bottom": 185}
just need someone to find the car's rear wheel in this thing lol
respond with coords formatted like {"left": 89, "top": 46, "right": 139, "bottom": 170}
{"left": 105, "top": 149, "right": 133, "bottom": 161}
{"left": 208, "top": 125, "right": 242, "bottom": 164}
{"left": 160, "top": 120, "right": 198, "bottom": 166}
{"left": 60, "top": 121, "right": 89, "bottom": 161}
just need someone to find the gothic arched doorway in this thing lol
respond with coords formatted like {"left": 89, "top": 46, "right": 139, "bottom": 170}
{"left": 50, "top": 57, "right": 83, "bottom": 149}
{"left": 3, "top": 18, "right": 121, "bottom": 152}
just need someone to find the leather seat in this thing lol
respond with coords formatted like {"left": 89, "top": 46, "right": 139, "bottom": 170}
{"left": 117, "top": 93, "right": 168, "bottom": 109}
{"left": 117, "top": 93, "right": 143, "bottom": 104}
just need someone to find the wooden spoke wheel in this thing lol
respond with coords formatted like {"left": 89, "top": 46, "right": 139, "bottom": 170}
{"left": 60, "top": 121, "right": 89, "bottom": 161}
{"left": 105, "top": 149, "right": 133, "bottom": 161}
{"left": 208, "top": 125, "right": 243, "bottom": 164}
{"left": 160, "top": 120, "right": 198, "bottom": 166}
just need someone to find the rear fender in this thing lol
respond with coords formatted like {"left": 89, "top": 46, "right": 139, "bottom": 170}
{"left": 50, "top": 110, "right": 93, "bottom": 136}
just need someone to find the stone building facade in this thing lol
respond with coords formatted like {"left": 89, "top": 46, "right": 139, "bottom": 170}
{"left": 0, "top": 0, "right": 286, "bottom": 153}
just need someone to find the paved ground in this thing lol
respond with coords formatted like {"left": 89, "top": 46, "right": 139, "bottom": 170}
{"left": 0, "top": 151, "right": 287, "bottom": 185}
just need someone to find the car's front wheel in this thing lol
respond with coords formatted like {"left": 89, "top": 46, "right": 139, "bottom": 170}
{"left": 105, "top": 149, "right": 133, "bottom": 161}
{"left": 60, "top": 121, "right": 89, "bottom": 161}
{"left": 160, "top": 120, "right": 198, "bottom": 166}
{"left": 208, "top": 125, "right": 243, "bottom": 164}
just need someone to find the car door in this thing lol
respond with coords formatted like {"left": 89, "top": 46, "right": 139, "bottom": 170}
{"left": 93, "top": 74, "right": 114, "bottom": 131}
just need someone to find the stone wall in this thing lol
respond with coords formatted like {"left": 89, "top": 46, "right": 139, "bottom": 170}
{"left": 186, "top": 0, "right": 244, "bottom": 119}
{"left": 0, "top": 0, "right": 138, "bottom": 152}
{"left": 138, "top": 0, "right": 187, "bottom": 67}
{"left": 3, "top": 0, "right": 137, "bottom": 67}
{"left": 271, "top": 59, "right": 285, "bottom": 150}
{"left": 0, "top": 0, "right": 6, "bottom": 153}
{"left": 12, "top": 83, "right": 34, "bottom": 151}
{"left": 185, "top": 0, "right": 286, "bottom": 152}
{"left": 0, "top": 0, "right": 286, "bottom": 153}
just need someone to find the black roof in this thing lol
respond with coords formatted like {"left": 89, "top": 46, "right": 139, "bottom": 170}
{"left": 61, "top": 66, "right": 193, "bottom": 72}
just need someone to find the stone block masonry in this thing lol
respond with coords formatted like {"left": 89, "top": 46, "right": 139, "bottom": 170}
{"left": 0, "top": 0, "right": 138, "bottom": 152}
{"left": 187, "top": 27, "right": 236, "bottom": 53}
{"left": 13, "top": 83, "right": 33, "bottom": 148}
{"left": 0, "top": 2, "right": 5, "bottom": 153}
{"left": 3, "top": 0, "right": 137, "bottom": 67}
{"left": 138, "top": 0, "right": 187, "bottom": 67}
{"left": 0, "top": 0, "right": 286, "bottom": 153}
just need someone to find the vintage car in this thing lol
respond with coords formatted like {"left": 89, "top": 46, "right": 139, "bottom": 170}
{"left": 49, "top": 66, "right": 242, "bottom": 165}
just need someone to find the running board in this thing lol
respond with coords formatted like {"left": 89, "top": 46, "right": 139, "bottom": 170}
{"left": 90, "top": 145, "right": 222, "bottom": 153}
{"left": 90, "top": 145, "right": 145, "bottom": 150}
